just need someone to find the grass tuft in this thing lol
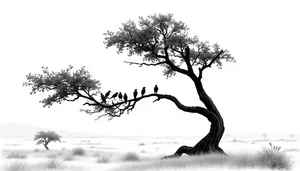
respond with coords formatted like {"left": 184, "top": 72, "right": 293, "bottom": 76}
{"left": 3, "top": 159, "right": 28, "bottom": 171}
{"left": 138, "top": 142, "right": 145, "bottom": 146}
{"left": 121, "top": 152, "right": 140, "bottom": 162}
{"left": 71, "top": 147, "right": 85, "bottom": 156}
{"left": 44, "top": 157, "right": 62, "bottom": 169}
{"left": 95, "top": 155, "right": 110, "bottom": 163}
{"left": 256, "top": 148, "right": 291, "bottom": 170}
{"left": 6, "top": 152, "right": 27, "bottom": 159}
{"left": 63, "top": 154, "right": 75, "bottom": 161}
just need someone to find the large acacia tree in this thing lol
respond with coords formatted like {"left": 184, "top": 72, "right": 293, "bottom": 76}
{"left": 23, "top": 14, "right": 235, "bottom": 159}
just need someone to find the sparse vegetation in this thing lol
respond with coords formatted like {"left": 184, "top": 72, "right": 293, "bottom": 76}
{"left": 63, "top": 155, "right": 75, "bottom": 161}
{"left": 138, "top": 142, "right": 145, "bottom": 146}
{"left": 114, "top": 144, "right": 292, "bottom": 171}
{"left": 71, "top": 147, "right": 85, "bottom": 156}
{"left": 3, "top": 159, "right": 28, "bottom": 171}
{"left": 6, "top": 152, "right": 27, "bottom": 159}
{"left": 121, "top": 152, "right": 140, "bottom": 162}
{"left": 44, "top": 157, "right": 62, "bottom": 169}
{"left": 95, "top": 155, "right": 110, "bottom": 163}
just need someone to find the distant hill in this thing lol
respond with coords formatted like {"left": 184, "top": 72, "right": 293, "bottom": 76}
{"left": 0, "top": 123, "right": 103, "bottom": 138}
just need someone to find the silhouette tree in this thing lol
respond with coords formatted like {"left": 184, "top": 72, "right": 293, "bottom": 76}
{"left": 23, "top": 14, "right": 235, "bottom": 158}
{"left": 34, "top": 131, "right": 61, "bottom": 150}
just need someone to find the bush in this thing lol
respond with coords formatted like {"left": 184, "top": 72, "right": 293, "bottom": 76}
{"left": 44, "top": 158, "right": 62, "bottom": 169}
{"left": 256, "top": 148, "right": 291, "bottom": 170}
{"left": 138, "top": 142, "right": 145, "bottom": 146}
{"left": 6, "top": 152, "right": 27, "bottom": 159}
{"left": 121, "top": 152, "right": 140, "bottom": 162}
{"left": 71, "top": 147, "right": 85, "bottom": 156}
{"left": 63, "top": 155, "right": 75, "bottom": 161}
{"left": 95, "top": 156, "right": 110, "bottom": 163}
{"left": 33, "top": 148, "right": 39, "bottom": 152}
{"left": 4, "top": 159, "right": 28, "bottom": 171}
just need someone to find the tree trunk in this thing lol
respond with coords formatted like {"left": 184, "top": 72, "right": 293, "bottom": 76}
{"left": 162, "top": 79, "right": 226, "bottom": 159}
{"left": 44, "top": 143, "right": 49, "bottom": 150}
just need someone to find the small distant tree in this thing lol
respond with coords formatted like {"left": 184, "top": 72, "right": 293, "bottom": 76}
{"left": 262, "top": 133, "right": 268, "bottom": 140}
{"left": 34, "top": 131, "right": 61, "bottom": 150}
{"left": 289, "top": 134, "right": 295, "bottom": 139}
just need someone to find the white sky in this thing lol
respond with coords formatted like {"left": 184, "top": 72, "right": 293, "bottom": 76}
{"left": 0, "top": 0, "right": 299, "bottom": 137}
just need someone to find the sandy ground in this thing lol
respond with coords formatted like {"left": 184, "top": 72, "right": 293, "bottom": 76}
{"left": 0, "top": 136, "right": 299, "bottom": 170}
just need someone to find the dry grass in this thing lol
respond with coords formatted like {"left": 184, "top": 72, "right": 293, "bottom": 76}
{"left": 6, "top": 152, "right": 27, "bottom": 159}
{"left": 112, "top": 149, "right": 292, "bottom": 171}
{"left": 3, "top": 159, "right": 28, "bottom": 171}
{"left": 95, "top": 155, "right": 110, "bottom": 163}
{"left": 71, "top": 147, "right": 85, "bottom": 156}
{"left": 44, "top": 157, "right": 62, "bottom": 169}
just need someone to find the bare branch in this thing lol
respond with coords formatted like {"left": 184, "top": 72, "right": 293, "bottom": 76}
{"left": 124, "top": 61, "right": 166, "bottom": 67}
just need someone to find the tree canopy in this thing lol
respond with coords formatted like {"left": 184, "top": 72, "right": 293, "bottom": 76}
{"left": 104, "top": 13, "right": 235, "bottom": 78}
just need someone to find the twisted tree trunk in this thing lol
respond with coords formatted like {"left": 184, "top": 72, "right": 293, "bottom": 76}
{"left": 162, "top": 78, "right": 226, "bottom": 159}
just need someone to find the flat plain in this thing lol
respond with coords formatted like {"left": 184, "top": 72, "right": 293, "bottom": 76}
{"left": 0, "top": 136, "right": 299, "bottom": 171}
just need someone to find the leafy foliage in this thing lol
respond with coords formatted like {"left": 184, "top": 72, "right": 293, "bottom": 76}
{"left": 104, "top": 13, "right": 235, "bottom": 78}
{"left": 23, "top": 65, "right": 101, "bottom": 107}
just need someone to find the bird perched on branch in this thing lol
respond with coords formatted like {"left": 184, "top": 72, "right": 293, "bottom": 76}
{"left": 154, "top": 85, "right": 158, "bottom": 93}
{"left": 118, "top": 92, "right": 123, "bottom": 100}
{"left": 105, "top": 91, "right": 111, "bottom": 99}
{"left": 123, "top": 93, "right": 128, "bottom": 103}
{"left": 133, "top": 89, "right": 138, "bottom": 99}
{"left": 101, "top": 93, "right": 106, "bottom": 103}
{"left": 110, "top": 92, "right": 118, "bottom": 99}
{"left": 141, "top": 87, "right": 146, "bottom": 96}
{"left": 185, "top": 45, "right": 190, "bottom": 58}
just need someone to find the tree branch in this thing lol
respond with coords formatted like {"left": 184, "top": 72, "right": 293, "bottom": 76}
{"left": 198, "top": 50, "right": 223, "bottom": 78}
{"left": 124, "top": 61, "right": 166, "bottom": 67}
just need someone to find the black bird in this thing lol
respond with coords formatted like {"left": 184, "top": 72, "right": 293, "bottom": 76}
{"left": 141, "top": 87, "right": 146, "bottom": 96}
{"left": 185, "top": 45, "right": 190, "bottom": 58}
{"left": 110, "top": 92, "right": 118, "bottom": 99}
{"left": 101, "top": 93, "right": 106, "bottom": 103}
{"left": 154, "top": 85, "right": 158, "bottom": 93}
{"left": 118, "top": 92, "right": 123, "bottom": 99}
{"left": 133, "top": 89, "right": 138, "bottom": 99}
{"left": 105, "top": 91, "right": 111, "bottom": 98}
{"left": 123, "top": 93, "right": 128, "bottom": 103}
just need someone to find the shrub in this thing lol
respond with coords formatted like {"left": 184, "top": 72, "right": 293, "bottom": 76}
{"left": 138, "top": 142, "right": 145, "bottom": 146}
{"left": 33, "top": 148, "right": 39, "bottom": 152}
{"left": 63, "top": 155, "right": 75, "bottom": 161}
{"left": 71, "top": 147, "right": 85, "bottom": 156}
{"left": 95, "top": 156, "right": 110, "bottom": 163}
{"left": 121, "top": 152, "right": 140, "bottom": 162}
{"left": 6, "top": 152, "right": 27, "bottom": 159}
{"left": 44, "top": 158, "right": 62, "bottom": 169}
{"left": 256, "top": 147, "right": 291, "bottom": 170}
{"left": 4, "top": 159, "right": 28, "bottom": 171}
